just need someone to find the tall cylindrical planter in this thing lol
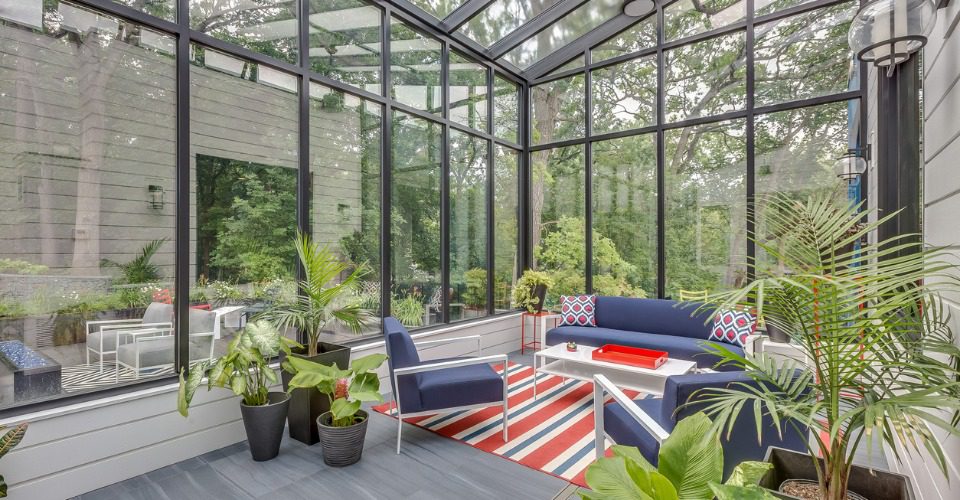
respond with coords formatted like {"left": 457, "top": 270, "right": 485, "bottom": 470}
{"left": 240, "top": 392, "right": 290, "bottom": 462}
{"left": 765, "top": 322, "right": 790, "bottom": 344}
{"left": 316, "top": 409, "right": 369, "bottom": 467}
{"left": 280, "top": 342, "right": 351, "bottom": 445}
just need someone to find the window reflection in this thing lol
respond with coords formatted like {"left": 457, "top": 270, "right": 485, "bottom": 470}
{"left": 189, "top": 0, "right": 299, "bottom": 64}
{"left": 449, "top": 131, "right": 489, "bottom": 321}
{"left": 308, "top": 0, "right": 383, "bottom": 95}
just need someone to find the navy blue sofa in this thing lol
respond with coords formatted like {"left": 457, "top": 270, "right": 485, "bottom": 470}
{"left": 597, "top": 371, "right": 808, "bottom": 479}
{"left": 546, "top": 297, "right": 749, "bottom": 371}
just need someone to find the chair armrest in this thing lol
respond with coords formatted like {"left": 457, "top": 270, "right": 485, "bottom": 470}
{"left": 101, "top": 322, "right": 173, "bottom": 333}
{"left": 743, "top": 334, "right": 763, "bottom": 356}
{"left": 414, "top": 335, "right": 482, "bottom": 357}
{"left": 86, "top": 319, "right": 141, "bottom": 336}
{"left": 393, "top": 354, "right": 508, "bottom": 376}
{"left": 594, "top": 374, "right": 670, "bottom": 444}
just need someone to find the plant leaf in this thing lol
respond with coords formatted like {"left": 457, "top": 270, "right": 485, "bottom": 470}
{"left": 349, "top": 353, "right": 388, "bottom": 375}
{"left": 710, "top": 482, "right": 777, "bottom": 500}
{"left": 0, "top": 423, "right": 27, "bottom": 461}
{"left": 348, "top": 372, "right": 383, "bottom": 402}
{"left": 582, "top": 456, "right": 658, "bottom": 500}
{"left": 725, "top": 461, "right": 773, "bottom": 487}
{"left": 656, "top": 412, "right": 723, "bottom": 500}
{"left": 330, "top": 398, "right": 361, "bottom": 421}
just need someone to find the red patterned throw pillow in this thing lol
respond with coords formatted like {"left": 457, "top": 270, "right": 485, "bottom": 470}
{"left": 709, "top": 310, "right": 757, "bottom": 348}
{"left": 559, "top": 295, "right": 597, "bottom": 327}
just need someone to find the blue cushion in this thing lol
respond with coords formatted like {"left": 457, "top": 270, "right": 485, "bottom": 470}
{"left": 415, "top": 361, "right": 504, "bottom": 413}
{"left": 603, "top": 397, "right": 667, "bottom": 467}
{"left": 384, "top": 317, "right": 422, "bottom": 413}
{"left": 545, "top": 326, "right": 742, "bottom": 371}
{"left": 595, "top": 297, "right": 714, "bottom": 340}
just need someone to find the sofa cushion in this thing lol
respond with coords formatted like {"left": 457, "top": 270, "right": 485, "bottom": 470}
{"left": 594, "top": 297, "right": 713, "bottom": 340}
{"left": 603, "top": 397, "right": 668, "bottom": 467}
{"left": 545, "top": 326, "right": 742, "bottom": 370}
{"left": 709, "top": 309, "right": 757, "bottom": 348}
{"left": 559, "top": 295, "right": 597, "bottom": 327}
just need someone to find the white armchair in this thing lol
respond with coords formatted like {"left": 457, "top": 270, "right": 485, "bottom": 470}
{"left": 115, "top": 308, "right": 216, "bottom": 379}
{"left": 86, "top": 302, "right": 173, "bottom": 373}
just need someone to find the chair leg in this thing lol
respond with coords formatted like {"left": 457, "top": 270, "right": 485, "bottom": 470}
{"left": 502, "top": 367, "right": 509, "bottom": 442}
{"left": 396, "top": 410, "right": 403, "bottom": 455}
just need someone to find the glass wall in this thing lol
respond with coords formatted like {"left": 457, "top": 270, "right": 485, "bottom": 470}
{"left": 0, "top": 0, "right": 523, "bottom": 410}
{"left": 391, "top": 111, "right": 442, "bottom": 327}
{"left": 529, "top": 0, "right": 861, "bottom": 300}
{"left": 449, "top": 131, "right": 489, "bottom": 321}
{"left": 309, "top": 83, "right": 383, "bottom": 335}
{"left": 0, "top": 2, "right": 177, "bottom": 408}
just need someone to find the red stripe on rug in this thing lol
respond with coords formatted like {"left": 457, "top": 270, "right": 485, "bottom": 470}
{"left": 372, "top": 362, "right": 652, "bottom": 489}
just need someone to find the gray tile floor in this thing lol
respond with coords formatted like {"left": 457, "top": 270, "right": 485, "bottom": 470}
{"left": 73, "top": 349, "right": 578, "bottom": 500}
{"left": 73, "top": 409, "right": 575, "bottom": 500}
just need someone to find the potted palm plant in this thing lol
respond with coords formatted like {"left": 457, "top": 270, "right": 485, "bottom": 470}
{"left": 697, "top": 193, "right": 960, "bottom": 500}
{"left": 283, "top": 353, "right": 387, "bottom": 466}
{"left": 178, "top": 321, "right": 298, "bottom": 461}
{"left": 258, "top": 232, "right": 374, "bottom": 445}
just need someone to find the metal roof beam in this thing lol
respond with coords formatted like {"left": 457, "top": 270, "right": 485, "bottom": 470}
{"left": 440, "top": 0, "right": 497, "bottom": 33}
{"left": 488, "top": 0, "right": 590, "bottom": 60}
{"left": 525, "top": 13, "right": 642, "bottom": 80}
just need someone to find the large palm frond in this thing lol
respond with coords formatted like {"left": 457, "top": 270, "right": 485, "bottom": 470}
{"left": 695, "top": 193, "right": 960, "bottom": 499}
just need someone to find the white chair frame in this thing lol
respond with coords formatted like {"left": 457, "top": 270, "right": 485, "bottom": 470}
{"left": 391, "top": 335, "right": 509, "bottom": 454}
{"left": 593, "top": 374, "right": 670, "bottom": 460}
{"left": 115, "top": 328, "right": 215, "bottom": 380}
{"left": 86, "top": 319, "right": 173, "bottom": 373}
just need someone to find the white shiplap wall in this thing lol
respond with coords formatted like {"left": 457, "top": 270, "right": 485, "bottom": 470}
{"left": 0, "top": 314, "right": 521, "bottom": 500}
{"left": 884, "top": 3, "right": 960, "bottom": 499}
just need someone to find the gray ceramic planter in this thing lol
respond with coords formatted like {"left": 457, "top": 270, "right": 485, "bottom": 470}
{"left": 759, "top": 447, "right": 915, "bottom": 500}
{"left": 240, "top": 392, "right": 290, "bottom": 462}
{"left": 316, "top": 409, "right": 369, "bottom": 467}
{"left": 280, "top": 342, "right": 351, "bottom": 445}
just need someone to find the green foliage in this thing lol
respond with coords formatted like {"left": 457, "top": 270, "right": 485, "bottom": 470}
{"left": 283, "top": 353, "right": 388, "bottom": 427}
{"left": 697, "top": 193, "right": 960, "bottom": 500}
{"left": 391, "top": 291, "right": 425, "bottom": 327}
{"left": 195, "top": 156, "right": 296, "bottom": 283}
{"left": 512, "top": 270, "right": 554, "bottom": 313}
{"left": 100, "top": 239, "right": 167, "bottom": 285}
{"left": 581, "top": 413, "right": 774, "bottom": 500}
{"left": 209, "top": 281, "right": 244, "bottom": 303}
{"left": 462, "top": 268, "right": 487, "bottom": 308}
{"left": 178, "top": 321, "right": 299, "bottom": 416}
{"left": 0, "top": 422, "right": 27, "bottom": 498}
{"left": 0, "top": 299, "right": 26, "bottom": 320}
{"left": 258, "top": 233, "right": 374, "bottom": 357}
{"left": 0, "top": 259, "right": 47, "bottom": 275}
{"left": 536, "top": 217, "right": 646, "bottom": 303}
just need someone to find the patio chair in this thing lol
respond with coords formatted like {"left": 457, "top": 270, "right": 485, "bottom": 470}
{"left": 115, "top": 308, "right": 216, "bottom": 379}
{"left": 424, "top": 287, "right": 465, "bottom": 323}
{"left": 86, "top": 302, "right": 173, "bottom": 373}
{"left": 594, "top": 371, "right": 808, "bottom": 479}
{"left": 384, "top": 316, "right": 509, "bottom": 454}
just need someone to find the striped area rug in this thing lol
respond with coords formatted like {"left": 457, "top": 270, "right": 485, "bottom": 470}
{"left": 373, "top": 362, "right": 645, "bottom": 487}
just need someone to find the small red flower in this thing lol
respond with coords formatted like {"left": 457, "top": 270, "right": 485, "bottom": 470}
{"left": 334, "top": 378, "right": 349, "bottom": 400}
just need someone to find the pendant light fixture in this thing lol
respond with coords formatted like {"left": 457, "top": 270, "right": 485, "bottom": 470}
{"left": 848, "top": 0, "right": 938, "bottom": 77}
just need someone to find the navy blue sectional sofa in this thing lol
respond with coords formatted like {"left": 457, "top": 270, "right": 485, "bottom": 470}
{"left": 545, "top": 296, "right": 748, "bottom": 371}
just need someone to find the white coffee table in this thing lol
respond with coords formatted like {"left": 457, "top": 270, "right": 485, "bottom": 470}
{"left": 534, "top": 344, "right": 697, "bottom": 398}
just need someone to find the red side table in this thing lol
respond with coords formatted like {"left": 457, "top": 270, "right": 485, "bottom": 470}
{"left": 520, "top": 311, "right": 559, "bottom": 354}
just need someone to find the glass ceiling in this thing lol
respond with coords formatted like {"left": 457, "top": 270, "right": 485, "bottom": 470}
{"left": 500, "top": 0, "right": 623, "bottom": 69}
{"left": 459, "top": 0, "right": 566, "bottom": 48}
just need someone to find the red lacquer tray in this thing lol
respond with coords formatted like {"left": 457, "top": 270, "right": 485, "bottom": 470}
{"left": 592, "top": 344, "right": 668, "bottom": 369}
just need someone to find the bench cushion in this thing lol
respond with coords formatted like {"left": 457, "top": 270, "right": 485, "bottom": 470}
{"left": 545, "top": 326, "right": 742, "bottom": 370}
{"left": 595, "top": 297, "right": 713, "bottom": 340}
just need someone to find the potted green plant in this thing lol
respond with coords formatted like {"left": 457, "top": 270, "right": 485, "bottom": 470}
{"left": 283, "top": 353, "right": 388, "bottom": 466}
{"left": 697, "top": 193, "right": 960, "bottom": 500}
{"left": 178, "top": 321, "right": 299, "bottom": 461}
{"left": 581, "top": 412, "right": 777, "bottom": 499}
{"left": 257, "top": 232, "right": 374, "bottom": 445}
{"left": 512, "top": 270, "right": 554, "bottom": 313}
{"left": 391, "top": 291, "right": 425, "bottom": 327}
{"left": 0, "top": 422, "right": 27, "bottom": 498}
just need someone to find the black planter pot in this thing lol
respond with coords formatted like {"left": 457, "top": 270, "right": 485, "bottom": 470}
{"left": 240, "top": 392, "right": 290, "bottom": 462}
{"left": 759, "top": 447, "right": 915, "bottom": 500}
{"left": 316, "top": 409, "right": 369, "bottom": 467}
{"left": 532, "top": 284, "right": 548, "bottom": 313}
{"left": 765, "top": 323, "right": 790, "bottom": 343}
{"left": 280, "top": 342, "right": 351, "bottom": 445}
